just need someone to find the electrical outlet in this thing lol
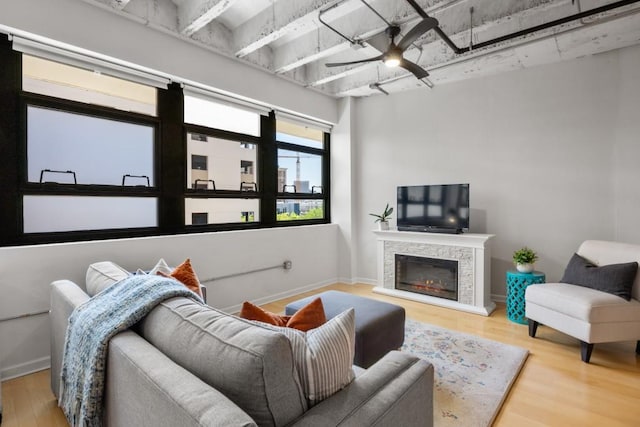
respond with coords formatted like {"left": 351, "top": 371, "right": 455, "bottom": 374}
{"left": 283, "top": 260, "right": 292, "bottom": 270}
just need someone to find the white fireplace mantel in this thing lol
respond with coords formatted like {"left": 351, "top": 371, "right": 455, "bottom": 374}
{"left": 372, "top": 229, "right": 496, "bottom": 316}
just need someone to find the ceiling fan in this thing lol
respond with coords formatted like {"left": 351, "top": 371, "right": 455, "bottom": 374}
{"left": 325, "top": 16, "right": 438, "bottom": 80}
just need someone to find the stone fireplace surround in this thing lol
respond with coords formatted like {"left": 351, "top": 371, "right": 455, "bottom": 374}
{"left": 373, "top": 230, "right": 496, "bottom": 316}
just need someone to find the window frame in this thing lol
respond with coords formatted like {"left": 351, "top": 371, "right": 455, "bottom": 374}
{"left": 275, "top": 133, "right": 330, "bottom": 224}
{"left": 16, "top": 91, "right": 162, "bottom": 243}
{"left": 0, "top": 38, "right": 331, "bottom": 246}
{"left": 20, "top": 92, "right": 161, "bottom": 195}
{"left": 183, "top": 122, "right": 263, "bottom": 229}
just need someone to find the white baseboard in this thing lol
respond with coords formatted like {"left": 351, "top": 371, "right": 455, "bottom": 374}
{"left": 221, "top": 278, "right": 338, "bottom": 314}
{"left": 492, "top": 294, "right": 506, "bottom": 303}
{"left": 1, "top": 356, "right": 50, "bottom": 381}
{"left": 354, "top": 277, "right": 377, "bottom": 286}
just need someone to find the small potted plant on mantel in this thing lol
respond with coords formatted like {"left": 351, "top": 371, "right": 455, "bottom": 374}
{"left": 370, "top": 203, "right": 393, "bottom": 231}
{"left": 513, "top": 247, "right": 538, "bottom": 273}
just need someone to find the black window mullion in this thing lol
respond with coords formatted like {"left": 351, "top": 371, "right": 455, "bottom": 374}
{"left": 0, "top": 36, "right": 21, "bottom": 245}
{"left": 185, "top": 123, "right": 261, "bottom": 145}
{"left": 260, "top": 112, "right": 277, "bottom": 225}
{"left": 157, "top": 82, "right": 185, "bottom": 232}
{"left": 322, "top": 131, "right": 331, "bottom": 222}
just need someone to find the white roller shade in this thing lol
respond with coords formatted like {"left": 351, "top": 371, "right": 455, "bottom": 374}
{"left": 275, "top": 110, "right": 333, "bottom": 133}
{"left": 11, "top": 35, "right": 170, "bottom": 89}
{"left": 183, "top": 84, "right": 271, "bottom": 116}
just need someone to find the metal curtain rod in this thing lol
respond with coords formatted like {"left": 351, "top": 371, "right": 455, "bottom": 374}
{"left": 200, "top": 261, "right": 291, "bottom": 284}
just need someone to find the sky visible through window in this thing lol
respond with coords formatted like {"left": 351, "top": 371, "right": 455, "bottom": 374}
{"left": 277, "top": 132, "right": 322, "bottom": 190}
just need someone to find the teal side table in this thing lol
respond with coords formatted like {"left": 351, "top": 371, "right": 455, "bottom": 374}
{"left": 506, "top": 270, "right": 546, "bottom": 324}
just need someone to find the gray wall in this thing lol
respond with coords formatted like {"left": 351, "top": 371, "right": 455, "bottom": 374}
{"left": 0, "top": 225, "right": 339, "bottom": 379}
{"left": 352, "top": 44, "right": 640, "bottom": 297}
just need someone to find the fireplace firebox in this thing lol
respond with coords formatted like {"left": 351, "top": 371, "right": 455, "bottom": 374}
{"left": 395, "top": 254, "right": 458, "bottom": 301}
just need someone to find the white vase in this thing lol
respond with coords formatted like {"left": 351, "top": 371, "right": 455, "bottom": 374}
{"left": 516, "top": 263, "right": 534, "bottom": 273}
{"left": 378, "top": 221, "right": 390, "bottom": 231}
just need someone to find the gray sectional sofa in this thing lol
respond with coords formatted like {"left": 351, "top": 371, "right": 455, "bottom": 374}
{"left": 50, "top": 279, "right": 434, "bottom": 426}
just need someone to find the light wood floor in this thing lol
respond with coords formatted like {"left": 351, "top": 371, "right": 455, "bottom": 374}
{"left": 3, "top": 283, "right": 640, "bottom": 426}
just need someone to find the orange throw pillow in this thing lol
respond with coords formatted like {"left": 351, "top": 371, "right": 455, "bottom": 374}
{"left": 158, "top": 258, "right": 203, "bottom": 297}
{"left": 240, "top": 297, "right": 326, "bottom": 332}
{"left": 240, "top": 302, "right": 290, "bottom": 327}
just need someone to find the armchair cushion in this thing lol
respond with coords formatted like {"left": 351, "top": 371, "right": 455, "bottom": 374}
{"left": 560, "top": 253, "right": 638, "bottom": 300}
{"left": 526, "top": 283, "right": 640, "bottom": 323}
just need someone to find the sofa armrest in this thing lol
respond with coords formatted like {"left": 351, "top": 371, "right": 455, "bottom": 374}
{"left": 288, "top": 351, "right": 433, "bottom": 427}
{"left": 50, "top": 279, "right": 90, "bottom": 398}
{"left": 106, "top": 331, "right": 257, "bottom": 427}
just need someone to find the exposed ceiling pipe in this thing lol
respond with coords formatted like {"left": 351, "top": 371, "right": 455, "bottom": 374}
{"left": 318, "top": 2, "right": 364, "bottom": 48}
{"left": 406, "top": 0, "right": 640, "bottom": 55}
{"left": 369, "top": 82, "right": 389, "bottom": 95}
{"left": 318, "top": 0, "right": 471, "bottom": 50}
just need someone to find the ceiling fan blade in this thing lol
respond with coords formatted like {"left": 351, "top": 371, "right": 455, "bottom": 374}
{"left": 325, "top": 55, "right": 383, "bottom": 67}
{"left": 397, "top": 17, "right": 438, "bottom": 51}
{"left": 366, "top": 31, "right": 391, "bottom": 53}
{"left": 399, "top": 58, "right": 429, "bottom": 79}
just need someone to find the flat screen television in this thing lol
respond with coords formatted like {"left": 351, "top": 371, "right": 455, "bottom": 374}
{"left": 397, "top": 184, "right": 470, "bottom": 233}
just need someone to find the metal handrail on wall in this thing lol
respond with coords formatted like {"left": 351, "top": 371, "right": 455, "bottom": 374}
{"left": 200, "top": 261, "right": 292, "bottom": 284}
{"left": 0, "top": 309, "right": 49, "bottom": 323}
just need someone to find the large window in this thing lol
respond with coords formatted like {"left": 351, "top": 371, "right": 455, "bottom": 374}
{"left": 185, "top": 124, "right": 261, "bottom": 226}
{"left": 0, "top": 38, "right": 330, "bottom": 246}
{"left": 276, "top": 119, "right": 328, "bottom": 222}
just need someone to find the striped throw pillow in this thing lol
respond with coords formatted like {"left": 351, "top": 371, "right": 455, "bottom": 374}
{"left": 256, "top": 308, "right": 355, "bottom": 405}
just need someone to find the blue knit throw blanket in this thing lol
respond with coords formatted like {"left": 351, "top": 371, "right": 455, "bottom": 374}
{"left": 59, "top": 274, "right": 203, "bottom": 427}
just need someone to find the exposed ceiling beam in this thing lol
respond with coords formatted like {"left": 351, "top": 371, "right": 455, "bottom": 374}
{"left": 177, "top": 0, "right": 238, "bottom": 36}
{"left": 309, "top": 0, "right": 574, "bottom": 88}
{"left": 112, "top": 0, "right": 132, "bottom": 10}
{"left": 234, "top": 0, "right": 339, "bottom": 58}
{"left": 333, "top": 4, "right": 640, "bottom": 97}
{"left": 272, "top": 0, "right": 439, "bottom": 73}
{"left": 75, "top": 0, "right": 640, "bottom": 98}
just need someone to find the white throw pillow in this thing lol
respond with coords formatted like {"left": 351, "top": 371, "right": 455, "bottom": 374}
{"left": 149, "top": 258, "right": 172, "bottom": 275}
{"left": 85, "top": 261, "right": 130, "bottom": 296}
{"left": 256, "top": 308, "right": 356, "bottom": 405}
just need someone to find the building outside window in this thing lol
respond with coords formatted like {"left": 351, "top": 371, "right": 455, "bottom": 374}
{"left": 191, "top": 212, "right": 208, "bottom": 225}
{"left": 184, "top": 94, "right": 262, "bottom": 225}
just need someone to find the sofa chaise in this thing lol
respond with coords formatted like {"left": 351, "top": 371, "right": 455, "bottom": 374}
{"left": 50, "top": 277, "right": 434, "bottom": 426}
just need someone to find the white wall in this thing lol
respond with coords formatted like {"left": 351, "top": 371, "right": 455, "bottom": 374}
{"left": 331, "top": 98, "right": 358, "bottom": 283}
{"left": 0, "top": 0, "right": 337, "bottom": 124}
{"left": 613, "top": 46, "right": 640, "bottom": 243}
{"left": 0, "top": 224, "right": 338, "bottom": 379}
{"left": 351, "top": 45, "right": 640, "bottom": 297}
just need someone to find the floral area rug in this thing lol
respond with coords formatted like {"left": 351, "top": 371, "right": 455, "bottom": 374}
{"left": 402, "top": 319, "right": 529, "bottom": 427}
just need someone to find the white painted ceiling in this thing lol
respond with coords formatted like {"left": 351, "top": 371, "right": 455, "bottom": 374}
{"left": 82, "top": 0, "right": 640, "bottom": 97}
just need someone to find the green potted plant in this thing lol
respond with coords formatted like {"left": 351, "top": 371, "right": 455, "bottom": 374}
{"left": 513, "top": 247, "right": 538, "bottom": 273}
{"left": 370, "top": 203, "right": 393, "bottom": 231}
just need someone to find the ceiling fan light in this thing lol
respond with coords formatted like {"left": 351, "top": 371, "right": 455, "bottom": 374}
{"left": 384, "top": 57, "right": 400, "bottom": 67}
